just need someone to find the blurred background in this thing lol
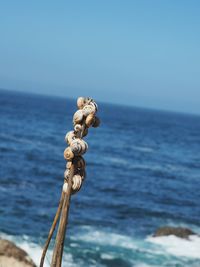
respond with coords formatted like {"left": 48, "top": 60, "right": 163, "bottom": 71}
{"left": 0, "top": 1, "right": 200, "bottom": 267}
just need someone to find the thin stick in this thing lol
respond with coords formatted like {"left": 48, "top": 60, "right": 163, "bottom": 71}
{"left": 50, "top": 163, "right": 75, "bottom": 267}
{"left": 39, "top": 191, "right": 64, "bottom": 267}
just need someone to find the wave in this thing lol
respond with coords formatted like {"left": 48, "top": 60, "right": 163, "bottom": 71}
{"left": 147, "top": 234, "right": 200, "bottom": 259}
{"left": 1, "top": 226, "right": 200, "bottom": 267}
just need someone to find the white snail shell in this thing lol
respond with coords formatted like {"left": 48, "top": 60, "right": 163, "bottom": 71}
{"left": 72, "top": 174, "right": 82, "bottom": 192}
{"left": 82, "top": 104, "right": 96, "bottom": 116}
{"left": 77, "top": 97, "right": 86, "bottom": 109}
{"left": 92, "top": 116, "right": 101, "bottom": 128}
{"left": 85, "top": 113, "right": 95, "bottom": 127}
{"left": 74, "top": 124, "right": 83, "bottom": 133}
{"left": 73, "top": 110, "right": 84, "bottom": 125}
{"left": 66, "top": 161, "right": 72, "bottom": 169}
{"left": 63, "top": 182, "right": 68, "bottom": 193}
{"left": 65, "top": 131, "right": 76, "bottom": 145}
{"left": 64, "top": 169, "right": 70, "bottom": 179}
{"left": 70, "top": 139, "right": 88, "bottom": 156}
{"left": 64, "top": 147, "right": 74, "bottom": 160}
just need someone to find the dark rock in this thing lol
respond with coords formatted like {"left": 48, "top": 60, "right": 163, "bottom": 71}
{"left": 0, "top": 238, "right": 36, "bottom": 267}
{"left": 153, "top": 226, "right": 196, "bottom": 239}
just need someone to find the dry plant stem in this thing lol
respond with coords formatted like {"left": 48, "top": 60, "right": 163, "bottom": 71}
{"left": 39, "top": 191, "right": 64, "bottom": 267}
{"left": 50, "top": 163, "right": 75, "bottom": 267}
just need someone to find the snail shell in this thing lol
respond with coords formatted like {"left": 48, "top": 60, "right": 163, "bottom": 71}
{"left": 85, "top": 113, "right": 95, "bottom": 127}
{"left": 73, "top": 110, "right": 84, "bottom": 125}
{"left": 72, "top": 174, "right": 82, "bottom": 193}
{"left": 90, "top": 101, "right": 98, "bottom": 112}
{"left": 64, "top": 147, "right": 74, "bottom": 160}
{"left": 77, "top": 168, "right": 86, "bottom": 180}
{"left": 64, "top": 169, "right": 70, "bottom": 179}
{"left": 82, "top": 104, "right": 96, "bottom": 116}
{"left": 74, "top": 124, "right": 83, "bottom": 133}
{"left": 70, "top": 139, "right": 88, "bottom": 156}
{"left": 65, "top": 131, "right": 76, "bottom": 145}
{"left": 66, "top": 161, "right": 72, "bottom": 169}
{"left": 63, "top": 182, "right": 68, "bottom": 193}
{"left": 92, "top": 116, "right": 101, "bottom": 128}
{"left": 75, "top": 156, "right": 86, "bottom": 169}
{"left": 77, "top": 97, "right": 86, "bottom": 109}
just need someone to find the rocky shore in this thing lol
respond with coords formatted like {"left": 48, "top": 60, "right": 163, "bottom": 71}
{"left": 0, "top": 238, "right": 36, "bottom": 267}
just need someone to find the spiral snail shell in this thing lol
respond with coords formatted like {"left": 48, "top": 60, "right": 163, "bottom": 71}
{"left": 74, "top": 124, "right": 83, "bottom": 133}
{"left": 64, "top": 147, "right": 74, "bottom": 160}
{"left": 73, "top": 110, "right": 84, "bottom": 125}
{"left": 65, "top": 131, "right": 76, "bottom": 145}
{"left": 70, "top": 139, "right": 88, "bottom": 156}
{"left": 82, "top": 104, "right": 96, "bottom": 116}
{"left": 85, "top": 113, "right": 95, "bottom": 127}
{"left": 92, "top": 116, "right": 101, "bottom": 128}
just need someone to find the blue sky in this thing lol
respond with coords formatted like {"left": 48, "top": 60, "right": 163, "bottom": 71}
{"left": 0, "top": 1, "right": 200, "bottom": 114}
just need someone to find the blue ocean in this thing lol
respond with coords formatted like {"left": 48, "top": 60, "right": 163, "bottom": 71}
{"left": 0, "top": 89, "right": 200, "bottom": 267}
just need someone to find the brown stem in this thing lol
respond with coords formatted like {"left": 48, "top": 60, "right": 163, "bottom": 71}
{"left": 50, "top": 163, "right": 75, "bottom": 267}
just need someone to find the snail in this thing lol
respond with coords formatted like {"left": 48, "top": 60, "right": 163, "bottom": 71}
{"left": 64, "top": 169, "right": 70, "bottom": 179}
{"left": 77, "top": 97, "right": 86, "bottom": 109}
{"left": 70, "top": 139, "right": 88, "bottom": 156}
{"left": 63, "top": 147, "right": 74, "bottom": 161}
{"left": 65, "top": 131, "right": 76, "bottom": 145}
{"left": 66, "top": 161, "right": 72, "bottom": 169}
{"left": 72, "top": 174, "right": 82, "bottom": 192}
{"left": 90, "top": 101, "right": 98, "bottom": 112}
{"left": 73, "top": 110, "right": 84, "bottom": 125}
{"left": 75, "top": 156, "right": 86, "bottom": 169}
{"left": 85, "top": 113, "right": 95, "bottom": 127}
{"left": 82, "top": 104, "right": 96, "bottom": 116}
{"left": 74, "top": 124, "right": 83, "bottom": 133}
{"left": 92, "top": 116, "right": 101, "bottom": 128}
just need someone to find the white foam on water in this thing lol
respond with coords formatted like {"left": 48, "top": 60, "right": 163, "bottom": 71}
{"left": 0, "top": 232, "right": 76, "bottom": 267}
{"left": 147, "top": 235, "right": 200, "bottom": 259}
{"left": 72, "top": 227, "right": 137, "bottom": 250}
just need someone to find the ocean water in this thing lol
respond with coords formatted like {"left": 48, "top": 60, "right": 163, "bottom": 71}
{"left": 0, "top": 89, "right": 200, "bottom": 267}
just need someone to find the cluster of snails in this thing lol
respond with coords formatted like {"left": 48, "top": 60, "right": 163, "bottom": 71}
{"left": 63, "top": 97, "right": 100, "bottom": 194}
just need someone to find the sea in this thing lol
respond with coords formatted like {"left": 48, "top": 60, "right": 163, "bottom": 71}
{"left": 0, "top": 89, "right": 200, "bottom": 267}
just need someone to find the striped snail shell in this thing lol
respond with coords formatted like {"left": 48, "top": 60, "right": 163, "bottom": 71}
{"left": 85, "top": 113, "right": 95, "bottom": 127}
{"left": 72, "top": 174, "right": 82, "bottom": 193}
{"left": 75, "top": 156, "right": 86, "bottom": 169}
{"left": 65, "top": 131, "right": 76, "bottom": 145}
{"left": 70, "top": 139, "right": 88, "bottom": 156}
{"left": 64, "top": 147, "right": 74, "bottom": 160}
{"left": 90, "top": 101, "right": 98, "bottom": 112}
{"left": 82, "top": 104, "right": 96, "bottom": 116}
{"left": 92, "top": 116, "right": 101, "bottom": 128}
{"left": 73, "top": 110, "right": 84, "bottom": 125}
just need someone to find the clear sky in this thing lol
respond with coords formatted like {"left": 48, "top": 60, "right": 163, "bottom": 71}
{"left": 0, "top": 1, "right": 200, "bottom": 114}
